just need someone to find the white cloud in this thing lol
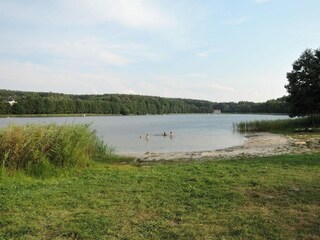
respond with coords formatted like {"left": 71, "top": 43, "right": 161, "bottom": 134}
{"left": 0, "top": 0, "right": 176, "bottom": 29}
{"left": 80, "top": 0, "right": 175, "bottom": 28}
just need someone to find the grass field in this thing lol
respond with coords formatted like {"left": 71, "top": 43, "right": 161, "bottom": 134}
{"left": 1, "top": 153, "right": 319, "bottom": 239}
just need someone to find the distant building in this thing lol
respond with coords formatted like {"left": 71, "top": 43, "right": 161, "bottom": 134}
{"left": 7, "top": 96, "right": 17, "bottom": 106}
{"left": 213, "top": 109, "right": 221, "bottom": 114}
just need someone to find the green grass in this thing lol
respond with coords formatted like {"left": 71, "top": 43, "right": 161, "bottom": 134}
{"left": 1, "top": 153, "right": 319, "bottom": 239}
{"left": 0, "top": 124, "right": 114, "bottom": 177}
{"left": 235, "top": 116, "right": 320, "bottom": 133}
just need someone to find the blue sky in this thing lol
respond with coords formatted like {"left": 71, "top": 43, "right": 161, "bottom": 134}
{"left": 0, "top": 0, "right": 319, "bottom": 102}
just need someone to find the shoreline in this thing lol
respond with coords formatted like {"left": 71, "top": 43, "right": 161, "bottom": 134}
{"left": 123, "top": 132, "right": 320, "bottom": 162}
{"left": 0, "top": 112, "right": 288, "bottom": 118}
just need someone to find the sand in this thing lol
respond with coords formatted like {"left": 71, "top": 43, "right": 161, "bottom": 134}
{"left": 123, "top": 132, "right": 320, "bottom": 162}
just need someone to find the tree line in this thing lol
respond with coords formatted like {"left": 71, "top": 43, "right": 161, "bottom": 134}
{"left": 0, "top": 90, "right": 289, "bottom": 115}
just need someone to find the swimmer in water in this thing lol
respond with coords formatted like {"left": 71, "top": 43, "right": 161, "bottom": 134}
{"left": 169, "top": 131, "right": 173, "bottom": 139}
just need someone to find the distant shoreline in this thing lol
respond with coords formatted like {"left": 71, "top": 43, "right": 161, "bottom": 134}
{"left": 0, "top": 112, "right": 288, "bottom": 118}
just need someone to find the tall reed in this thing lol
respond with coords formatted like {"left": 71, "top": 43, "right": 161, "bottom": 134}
{"left": 234, "top": 116, "right": 320, "bottom": 133}
{"left": 0, "top": 123, "right": 113, "bottom": 175}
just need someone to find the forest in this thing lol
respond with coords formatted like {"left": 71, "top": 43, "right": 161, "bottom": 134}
{"left": 0, "top": 89, "right": 289, "bottom": 115}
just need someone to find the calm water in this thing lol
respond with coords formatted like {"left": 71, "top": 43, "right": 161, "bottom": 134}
{"left": 0, "top": 114, "right": 288, "bottom": 154}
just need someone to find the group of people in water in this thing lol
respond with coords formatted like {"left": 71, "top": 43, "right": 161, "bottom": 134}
{"left": 141, "top": 131, "right": 173, "bottom": 140}
{"left": 162, "top": 131, "right": 173, "bottom": 138}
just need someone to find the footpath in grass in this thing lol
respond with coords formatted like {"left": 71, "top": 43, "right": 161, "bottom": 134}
{"left": 0, "top": 153, "right": 319, "bottom": 239}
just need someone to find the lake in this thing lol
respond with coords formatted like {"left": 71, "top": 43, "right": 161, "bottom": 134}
{"left": 0, "top": 114, "right": 288, "bottom": 154}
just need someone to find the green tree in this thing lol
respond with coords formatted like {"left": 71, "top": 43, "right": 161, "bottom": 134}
{"left": 11, "top": 103, "right": 23, "bottom": 114}
{"left": 285, "top": 48, "right": 320, "bottom": 121}
{"left": 0, "top": 101, "right": 10, "bottom": 114}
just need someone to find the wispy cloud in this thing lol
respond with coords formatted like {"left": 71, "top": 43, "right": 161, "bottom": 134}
{"left": 40, "top": 39, "right": 132, "bottom": 66}
{"left": 253, "top": 0, "right": 271, "bottom": 4}
{"left": 186, "top": 73, "right": 208, "bottom": 78}
{"left": 196, "top": 51, "right": 210, "bottom": 58}
{"left": 84, "top": 0, "right": 176, "bottom": 29}
{"left": 0, "top": 1, "right": 173, "bottom": 68}
{"left": 42, "top": 39, "right": 135, "bottom": 66}
{"left": 0, "top": 61, "right": 132, "bottom": 94}
{"left": 195, "top": 48, "right": 224, "bottom": 58}
{"left": 150, "top": 74, "right": 235, "bottom": 100}
{"left": 224, "top": 16, "right": 248, "bottom": 25}
{"left": 0, "top": 38, "right": 165, "bottom": 68}
{"left": 0, "top": 0, "right": 176, "bottom": 29}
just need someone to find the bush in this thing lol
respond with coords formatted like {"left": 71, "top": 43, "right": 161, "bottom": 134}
{"left": 0, "top": 123, "right": 113, "bottom": 175}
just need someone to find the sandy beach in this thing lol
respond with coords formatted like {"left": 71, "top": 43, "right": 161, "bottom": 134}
{"left": 124, "top": 132, "right": 320, "bottom": 162}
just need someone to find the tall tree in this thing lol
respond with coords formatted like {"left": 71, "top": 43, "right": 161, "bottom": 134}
{"left": 285, "top": 48, "right": 320, "bottom": 120}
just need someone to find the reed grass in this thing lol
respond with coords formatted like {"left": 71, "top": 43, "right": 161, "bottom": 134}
{"left": 0, "top": 123, "right": 114, "bottom": 176}
{"left": 234, "top": 116, "right": 320, "bottom": 133}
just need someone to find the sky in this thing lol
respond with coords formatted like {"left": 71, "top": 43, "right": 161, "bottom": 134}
{"left": 0, "top": 0, "right": 319, "bottom": 102}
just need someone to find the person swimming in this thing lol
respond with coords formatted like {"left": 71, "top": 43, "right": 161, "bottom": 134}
{"left": 162, "top": 132, "right": 167, "bottom": 137}
{"left": 169, "top": 131, "right": 173, "bottom": 139}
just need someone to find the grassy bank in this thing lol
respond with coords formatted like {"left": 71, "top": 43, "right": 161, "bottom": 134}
{"left": 0, "top": 123, "right": 113, "bottom": 177}
{"left": 1, "top": 153, "right": 319, "bottom": 239}
{"left": 235, "top": 116, "right": 320, "bottom": 133}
